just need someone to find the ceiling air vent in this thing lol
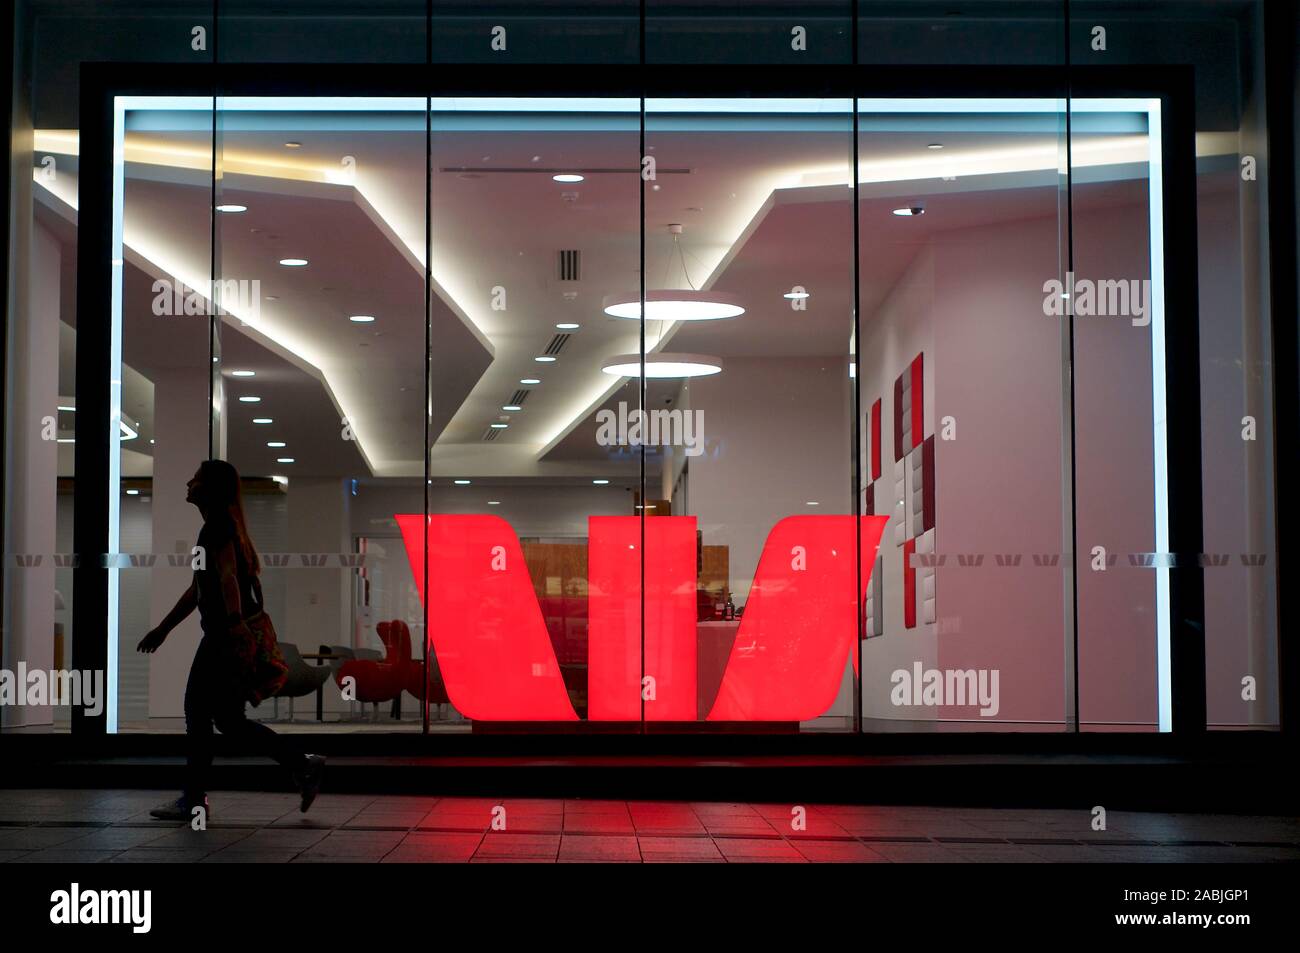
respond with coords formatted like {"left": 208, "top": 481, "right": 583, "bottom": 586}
{"left": 557, "top": 249, "right": 582, "bottom": 282}
{"left": 544, "top": 333, "right": 571, "bottom": 356}
{"left": 508, "top": 389, "right": 531, "bottom": 406}
{"left": 481, "top": 427, "right": 501, "bottom": 442}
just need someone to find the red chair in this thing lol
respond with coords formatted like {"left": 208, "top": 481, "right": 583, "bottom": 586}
{"left": 335, "top": 620, "right": 409, "bottom": 721}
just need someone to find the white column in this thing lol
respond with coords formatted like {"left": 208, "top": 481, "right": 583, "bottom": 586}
{"left": 1, "top": 222, "right": 60, "bottom": 728}
{"left": 146, "top": 370, "right": 208, "bottom": 720}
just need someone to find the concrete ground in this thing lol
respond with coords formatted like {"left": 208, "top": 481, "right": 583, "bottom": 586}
{"left": 0, "top": 789, "right": 1297, "bottom": 863}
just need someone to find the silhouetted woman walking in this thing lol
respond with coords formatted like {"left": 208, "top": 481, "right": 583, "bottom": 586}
{"left": 139, "top": 459, "right": 324, "bottom": 820}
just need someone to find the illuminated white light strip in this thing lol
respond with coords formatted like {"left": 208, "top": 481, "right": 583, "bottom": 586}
{"left": 88, "top": 97, "right": 1173, "bottom": 729}
{"left": 116, "top": 95, "right": 642, "bottom": 114}
{"left": 649, "top": 98, "right": 852, "bottom": 114}
{"left": 854, "top": 97, "right": 1157, "bottom": 114}
{"left": 1144, "top": 99, "right": 1171, "bottom": 733}
{"left": 107, "top": 98, "right": 130, "bottom": 734}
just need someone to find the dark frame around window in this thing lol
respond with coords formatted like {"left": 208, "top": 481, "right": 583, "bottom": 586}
{"left": 63, "top": 60, "right": 1260, "bottom": 751}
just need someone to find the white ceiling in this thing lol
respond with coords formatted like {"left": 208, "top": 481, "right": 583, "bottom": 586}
{"left": 35, "top": 101, "right": 1152, "bottom": 481}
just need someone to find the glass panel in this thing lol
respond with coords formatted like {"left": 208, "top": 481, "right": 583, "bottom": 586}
{"left": 854, "top": 0, "right": 1070, "bottom": 731}
{"left": 424, "top": 96, "right": 641, "bottom": 727}
{"left": 1068, "top": 0, "right": 1280, "bottom": 730}
{"left": 1067, "top": 98, "right": 1165, "bottom": 730}
{"left": 855, "top": 97, "right": 1076, "bottom": 732}
{"left": 641, "top": 97, "right": 858, "bottom": 730}
{"left": 106, "top": 97, "right": 215, "bottom": 731}
{"left": 213, "top": 95, "right": 430, "bottom": 730}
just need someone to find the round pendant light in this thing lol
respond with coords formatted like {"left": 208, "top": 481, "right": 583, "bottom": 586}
{"left": 601, "top": 352, "right": 723, "bottom": 379}
{"left": 604, "top": 224, "right": 744, "bottom": 322}
{"left": 602, "top": 290, "right": 745, "bottom": 322}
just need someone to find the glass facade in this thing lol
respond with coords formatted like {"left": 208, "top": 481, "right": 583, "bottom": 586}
{"left": 2, "top": 1, "right": 1290, "bottom": 737}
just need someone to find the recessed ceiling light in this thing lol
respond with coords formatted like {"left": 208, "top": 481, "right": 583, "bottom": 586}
{"left": 806, "top": 501, "right": 820, "bottom": 506}
{"left": 238, "top": 396, "right": 261, "bottom": 403}
{"left": 284, "top": 141, "right": 301, "bottom": 148}
{"left": 593, "top": 479, "right": 610, "bottom": 485}
{"left": 783, "top": 291, "right": 810, "bottom": 300}
{"left": 488, "top": 500, "right": 501, "bottom": 505}
{"left": 126, "top": 489, "right": 139, "bottom": 495}
{"left": 56, "top": 437, "right": 74, "bottom": 443}
{"left": 535, "top": 356, "right": 557, "bottom": 363}
{"left": 230, "top": 369, "right": 255, "bottom": 377}
{"left": 454, "top": 479, "right": 471, "bottom": 485}
{"left": 490, "top": 422, "right": 509, "bottom": 429}
{"left": 349, "top": 315, "right": 375, "bottom": 323}
{"left": 279, "top": 258, "right": 309, "bottom": 266}
{"left": 267, "top": 441, "right": 286, "bottom": 448}
{"left": 553, "top": 173, "right": 584, "bottom": 183}
{"left": 276, "top": 457, "right": 295, "bottom": 463}
{"left": 502, "top": 405, "right": 522, "bottom": 412}
{"left": 216, "top": 204, "right": 247, "bottom": 213}
{"left": 252, "top": 417, "right": 273, "bottom": 424}
{"left": 57, "top": 405, "right": 75, "bottom": 412}
{"left": 519, "top": 378, "right": 541, "bottom": 385}
{"left": 927, "top": 143, "right": 944, "bottom": 150}
{"left": 892, "top": 207, "right": 925, "bottom": 217}
{"left": 556, "top": 322, "right": 580, "bottom": 330}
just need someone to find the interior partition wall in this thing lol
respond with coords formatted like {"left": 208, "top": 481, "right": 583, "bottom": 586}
{"left": 2, "top": 2, "right": 1288, "bottom": 741}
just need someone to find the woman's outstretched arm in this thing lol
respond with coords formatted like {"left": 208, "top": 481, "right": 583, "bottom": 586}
{"left": 137, "top": 581, "right": 198, "bottom": 653}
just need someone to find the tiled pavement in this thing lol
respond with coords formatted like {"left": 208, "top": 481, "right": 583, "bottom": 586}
{"left": 0, "top": 789, "right": 1297, "bottom": 863}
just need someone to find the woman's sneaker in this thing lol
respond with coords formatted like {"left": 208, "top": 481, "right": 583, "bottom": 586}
{"left": 149, "top": 795, "right": 209, "bottom": 822}
{"left": 295, "top": 754, "right": 326, "bottom": 813}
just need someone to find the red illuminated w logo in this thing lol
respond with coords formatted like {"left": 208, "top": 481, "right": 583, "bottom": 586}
{"left": 396, "top": 514, "right": 887, "bottom": 722}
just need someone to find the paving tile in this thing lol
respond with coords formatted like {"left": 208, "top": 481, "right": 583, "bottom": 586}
{"left": 381, "top": 832, "right": 483, "bottom": 863}
{"left": 791, "top": 840, "right": 890, "bottom": 863}
{"left": 201, "top": 849, "right": 302, "bottom": 863}
{"left": 60, "top": 827, "right": 175, "bottom": 850}
{"left": 637, "top": 836, "right": 726, "bottom": 861}
{"left": 499, "top": 799, "right": 564, "bottom": 814}
{"left": 559, "top": 835, "right": 641, "bottom": 862}
{"left": 144, "top": 828, "right": 253, "bottom": 849}
{"left": 295, "top": 829, "right": 406, "bottom": 856}
{"left": 225, "top": 828, "right": 331, "bottom": 850}
{"left": 643, "top": 857, "right": 727, "bottom": 864}
{"left": 690, "top": 803, "right": 759, "bottom": 816}
{"left": 470, "top": 857, "right": 557, "bottom": 863}
{"left": 107, "top": 848, "right": 216, "bottom": 863}
{"left": 939, "top": 844, "right": 1049, "bottom": 864}
{"left": 412, "top": 812, "right": 492, "bottom": 832}
{"left": 632, "top": 821, "right": 708, "bottom": 836}
{"left": 0, "top": 827, "right": 96, "bottom": 850}
{"left": 868, "top": 843, "right": 969, "bottom": 863}
{"left": 564, "top": 814, "right": 636, "bottom": 834}
{"left": 496, "top": 816, "right": 564, "bottom": 834}
{"left": 564, "top": 800, "right": 631, "bottom": 815}
{"left": 10, "top": 849, "right": 119, "bottom": 863}
{"left": 427, "top": 798, "right": 503, "bottom": 813}
{"left": 714, "top": 838, "right": 807, "bottom": 863}
{"left": 473, "top": 833, "right": 561, "bottom": 860}
{"left": 702, "top": 817, "right": 780, "bottom": 838}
